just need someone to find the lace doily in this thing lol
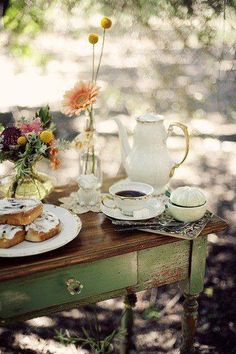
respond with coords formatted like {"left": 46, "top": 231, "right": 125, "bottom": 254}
{"left": 59, "top": 192, "right": 101, "bottom": 214}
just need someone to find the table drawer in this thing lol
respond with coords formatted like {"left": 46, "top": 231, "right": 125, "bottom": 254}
{"left": 0, "top": 253, "right": 137, "bottom": 320}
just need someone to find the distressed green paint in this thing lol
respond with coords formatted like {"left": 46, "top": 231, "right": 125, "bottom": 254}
{"left": 0, "top": 288, "right": 131, "bottom": 324}
{"left": 180, "top": 236, "right": 208, "bottom": 353}
{"left": 0, "top": 253, "right": 137, "bottom": 320}
{"left": 181, "top": 236, "right": 208, "bottom": 295}
{"left": 138, "top": 240, "right": 190, "bottom": 287}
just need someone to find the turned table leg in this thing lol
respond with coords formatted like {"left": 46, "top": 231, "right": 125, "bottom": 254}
{"left": 180, "top": 293, "right": 199, "bottom": 354}
{"left": 180, "top": 236, "right": 208, "bottom": 354}
{"left": 120, "top": 293, "right": 137, "bottom": 354}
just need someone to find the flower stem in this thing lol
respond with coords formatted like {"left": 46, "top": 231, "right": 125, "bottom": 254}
{"left": 92, "top": 44, "right": 95, "bottom": 82}
{"left": 95, "top": 28, "right": 106, "bottom": 82}
{"left": 92, "top": 145, "right": 95, "bottom": 174}
{"left": 89, "top": 108, "right": 96, "bottom": 174}
{"left": 89, "top": 107, "right": 94, "bottom": 130}
{"left": 84, "top": 151, "right": 88, "bottom": 174}
{"left": 84, "top": 109, "right": 95, "bottom": 175}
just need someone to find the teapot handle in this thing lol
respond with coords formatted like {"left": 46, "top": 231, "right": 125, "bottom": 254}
{"left": 167, "top": 122, "right": 190, "bottom": 177}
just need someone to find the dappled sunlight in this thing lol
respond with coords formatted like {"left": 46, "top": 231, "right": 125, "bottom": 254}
{"left": 136, "top": 329, "right": 178, "bottom": 352}
{"left": 14, "top": 332, "right": 40, "bottom": 351}
{"left": 61, "top": 308, "right": 86, "bottom": 319}
{"left": 14, "top": 332, "right": 83, "bottom": 353}
{"left": 98, "top": 297, "right": 124, "bottom": 310}
{"left": 27, "top": 316, "right": 56, "bottom": 328}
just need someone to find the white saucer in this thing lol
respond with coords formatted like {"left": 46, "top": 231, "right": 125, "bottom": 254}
{"left": 101, "top": 198, "right": 165, "bottom": 221}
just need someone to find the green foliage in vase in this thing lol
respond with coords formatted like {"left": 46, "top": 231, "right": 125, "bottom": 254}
{"left": 36, "top": 105, "right": 53, "bottom": 130}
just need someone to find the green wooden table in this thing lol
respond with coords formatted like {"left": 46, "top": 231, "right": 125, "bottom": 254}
{"left": 0, "top": 183, "right": 227, "bottom": 353}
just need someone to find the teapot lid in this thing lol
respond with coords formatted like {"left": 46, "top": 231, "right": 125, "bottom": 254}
{"left": 137, "top": 112, "right": 164, "bottom": 123}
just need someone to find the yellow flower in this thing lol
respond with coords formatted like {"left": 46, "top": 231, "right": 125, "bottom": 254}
{"left": 40, "top": 130, "right": 54, "bottom": 144}
{"left": 88, "top": 33, "right": 99, "bottom": 44}
{"left": 101, "top": 16, "right": 112, "bottom": 29}
{"left": 17, "top": 136, "right": 27, "bottom": 145}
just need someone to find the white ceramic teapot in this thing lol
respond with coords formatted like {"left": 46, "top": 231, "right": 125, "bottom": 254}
{"left": 114, "top": 113, "right": 190, "bottom": 194}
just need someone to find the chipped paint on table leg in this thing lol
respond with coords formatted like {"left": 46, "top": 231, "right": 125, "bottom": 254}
{"left": 180, "top": 293, "right": 199, "bottom": 354}
{"left": 180, "top": 236, "right": 208, "bottom": 354}
{"left": 120, "top": 293, "right": 137, "bottom": 354}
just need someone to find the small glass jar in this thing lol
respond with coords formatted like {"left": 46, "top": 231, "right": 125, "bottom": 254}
{"left": 79, "top": 151, "right": 102, "bottom": 187}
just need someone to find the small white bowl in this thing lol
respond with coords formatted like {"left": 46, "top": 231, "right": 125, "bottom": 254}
{"left": 168, "top": 202, "right": 207, "bottom": 222}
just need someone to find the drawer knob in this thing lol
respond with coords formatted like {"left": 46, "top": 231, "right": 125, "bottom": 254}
{"left": 66, "top": 278, "right": 83, "bottom": 295}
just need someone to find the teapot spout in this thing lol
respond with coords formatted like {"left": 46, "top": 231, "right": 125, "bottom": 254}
{"left": 113, "top": 117, "right": 131, "bottom": 171}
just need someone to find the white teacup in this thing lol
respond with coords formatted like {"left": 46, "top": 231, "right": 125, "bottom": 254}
{"left": 103, "top": 181, "right": 153, "bottom": 216}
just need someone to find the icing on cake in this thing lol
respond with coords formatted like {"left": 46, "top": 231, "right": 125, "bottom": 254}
{"left": 0, "top": 198, "right": 41, "bottom": 215}
{"left": 26, "top": 211, "right": 60, "bottom": 233}
{"left": 0, "top": 224, "right": 24, "bottom": 240}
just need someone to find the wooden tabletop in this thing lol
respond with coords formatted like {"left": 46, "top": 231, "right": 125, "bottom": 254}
{"left": 0, "top": 181, "right": 228, "bottom": 282}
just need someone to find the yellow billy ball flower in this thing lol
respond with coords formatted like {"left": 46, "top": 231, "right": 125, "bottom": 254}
{"left": 101, "top": 16, "right": 112, "bottom": 29}
{"left": 40, "top": 130, "right": 54, "bottom": 144}
{"left": 17, "top": 136, "right": 27, "bottom": 145}
{"left": 88, "top": 33, "right": 99, "bottom": 44}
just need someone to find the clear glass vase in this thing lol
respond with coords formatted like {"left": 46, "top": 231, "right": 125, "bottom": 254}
{"left": 0, "top": 165, "right": 54, "bottom": 200}
{"left": 79, "top": 151, "right": 102, "bottom": 187}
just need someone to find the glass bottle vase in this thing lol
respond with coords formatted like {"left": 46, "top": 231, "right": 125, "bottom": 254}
{"left": 79, "top": 150, "right": 102, "bottom": 187}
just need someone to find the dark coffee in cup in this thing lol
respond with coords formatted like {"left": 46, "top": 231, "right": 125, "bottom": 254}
{"left": 107, "top": 182, "right": 153, "bottom": 216}
{"left": 115, "top": 190, "right": 146, "bottom": 198}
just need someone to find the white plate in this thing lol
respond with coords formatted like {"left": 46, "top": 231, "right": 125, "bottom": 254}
{"left": 0, "top": 204, "right": 82, "bottom": 258}
{"left": 101, "top": 198, "right": 165, "bottom": 221}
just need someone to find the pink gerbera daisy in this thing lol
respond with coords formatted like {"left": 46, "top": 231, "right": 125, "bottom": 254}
{"left": 62, "top": 81, "right": 99, "bottom": 117}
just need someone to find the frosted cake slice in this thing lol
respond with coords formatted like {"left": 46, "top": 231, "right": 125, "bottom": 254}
{"left": 0, "top": 224, "right": 25, "bottom": 248}
{"left": 25, "top": 211, "right": 62, "bottom": 242}
{"left": 0, "top": 198, "right": 43, "bottom": 226}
